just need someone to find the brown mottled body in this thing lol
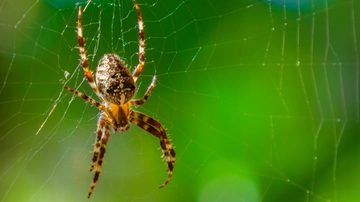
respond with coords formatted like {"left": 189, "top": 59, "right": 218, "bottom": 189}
{"left": 96, "top": 54, "right": 136, "bottom": 105}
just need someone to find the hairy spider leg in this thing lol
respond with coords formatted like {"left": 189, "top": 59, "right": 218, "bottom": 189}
{"left": 130, "top": 76, "right": 156, "bottom": 106}
{"left": 63, "top": 86, "right": 106, "bottom": 171}
{"left": 132, "top": 0, "right": 145, "bottom": 82}
{"left": 63, "top": 86, "right": 105, "bottom": 111}
{"left": 77, "top": 7, "right": 103, "bottom": 100}
{"left": 88, "top": 113, "right": 111, "bottom": 198}
{"left": 129, "top": 111, "right": 176, "bottom": 188}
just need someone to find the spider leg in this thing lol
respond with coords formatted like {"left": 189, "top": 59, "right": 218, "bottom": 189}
{"left": 132, "top": 0, "right": 145, "bottom": 82}
{"left": 77, "top": 7, "right": 103, "bottom": 100}
{"left": 88, "top": 113, "right": 111, "bottom": 198}
{"left": 130, "top": 110, "right": 175, "bottom": 188}
{"left": 89, "top": 112, "right": 106, "bottom": 172}
{"left": 64, "top": 86, "right": 105, "bottom": 111}
{"left": 130, "top": 76, "right": 156, "bottom": 106}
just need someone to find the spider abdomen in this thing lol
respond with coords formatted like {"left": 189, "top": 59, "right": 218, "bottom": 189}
{"left": 96, "top": 54, "right": 136, "bottom": 105}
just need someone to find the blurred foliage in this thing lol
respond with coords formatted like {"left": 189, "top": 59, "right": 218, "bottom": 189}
{"left": 0, "top": 0, "right": 360, "bottom": 201}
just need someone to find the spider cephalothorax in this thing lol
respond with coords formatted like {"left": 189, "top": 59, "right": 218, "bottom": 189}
{"left": 64, "top": 1, "right": 175, "bottom": 198}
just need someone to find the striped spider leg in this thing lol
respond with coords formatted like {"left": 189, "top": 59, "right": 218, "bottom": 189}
{"left": 64, "top": 0, "right": 175, "bottom": 198}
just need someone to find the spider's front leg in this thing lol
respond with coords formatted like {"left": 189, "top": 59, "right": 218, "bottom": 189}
{"left": 88, "top": 112, "right": 111, "bottom": 198}
{"left": 129, "top": 111, "right": 176, "bottom": 188}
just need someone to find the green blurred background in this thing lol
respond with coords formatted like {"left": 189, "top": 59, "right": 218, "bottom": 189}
{"left": 1, "top": 0, "right": 359, "bottom": 201}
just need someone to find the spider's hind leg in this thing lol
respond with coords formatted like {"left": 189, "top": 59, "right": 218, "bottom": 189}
{"left": 77, "top": 6, "right": 103, "bottom": 100}
{"left": 132, "top": 0, "right": 145, "bottom": 82}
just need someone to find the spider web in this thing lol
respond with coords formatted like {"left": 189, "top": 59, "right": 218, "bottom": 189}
{"left": 0, "top": 0, "right": 359, "bottom": 201}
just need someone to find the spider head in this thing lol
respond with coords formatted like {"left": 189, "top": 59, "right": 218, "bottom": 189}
{"left": 107, "top": 103, "right": 130, "bottom": 132}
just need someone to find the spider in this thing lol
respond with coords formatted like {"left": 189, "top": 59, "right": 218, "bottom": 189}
{"left": 64, "top": 1, "right": 175, "bottom": 198}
